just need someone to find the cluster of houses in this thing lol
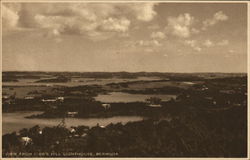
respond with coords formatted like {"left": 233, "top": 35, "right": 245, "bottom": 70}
{"left": 145, "top": 97, "right": 163, "bottom": 108}
{"left": 2, "top": 94, "right": 16, "bottom": 105}
{"left": 101, "top": 103, "right": 111, "bottom": 110}
{"left": 41, "top": 97, "right": 64, "bottom": 103}
{"left": 19, "top": 130, "right": 43, "bottom": 146}
{"left": 67, "top": 111, "right": 78, "bottom": 117}
{"left": 69, "top": 127, "right": 89, "bottom": 138}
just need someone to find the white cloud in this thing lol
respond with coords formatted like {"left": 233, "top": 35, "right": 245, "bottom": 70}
{"left": 202, "top": 11, "right": 228, "bottom": 30}
{"left": 2, "top": 3, "right": 157, "bottom": 40}
{"left": 166, "top": 13, "right": 198, "bottom": 38}
{"left": 130, "top": 3, "right": 157, "bottom": 22}
{"left": 101, "top": 17, "right": 130, "bottom": 32}
{"left": 217, "top": 39, "right": 229, "bottom": 46}
{"left": 184, "top": 40, "right": 201, "bottom": 52}
{"left": 152, "top": 40, "right": 162, "bottom": 46}
{"left": 151, "top": 31, "right": 166, "bottom": 39}
{"left": 203, "top": 39, "right": 214, "bottom": 47}
{"left": 136, "top": 39, "right": 162, "bottom": 47}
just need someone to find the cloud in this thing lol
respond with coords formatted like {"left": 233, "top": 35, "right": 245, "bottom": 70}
{"left": 203, "top": 39, "right": 214, "bottom": 47}
{"left": 202, "top": 11, "right": 228, "bottom": 30}
{"left": 166, "top": 13, "right": 199, "bottom": 38}
{"left": 151, "top": 31, "right": 166, "bottom": 39}
{"left": 2, "top": 3, "right": 157, "bottom": 40}
{"left": 137, "top": 39, "right": 162, "bottom": 47}
{"left": 130, "top": 3, "right": 157, "bottom": 22}
{"left": 217, "top": 39, "right": 229, "bottom": 46}
{"left": 184, "top": 40, "right": 201, "bottom": 52}
{"left": 2, "top": 4, "right": 19, "bottom": 30}
{"left": 101, "top": 17, "right": 130, "bottom": 32}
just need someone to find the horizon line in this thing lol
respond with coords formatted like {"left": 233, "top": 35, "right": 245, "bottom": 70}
{"left": 1, "top": 70, "right": 247, "bottom": 74}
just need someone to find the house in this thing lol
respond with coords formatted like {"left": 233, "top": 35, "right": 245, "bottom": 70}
{"left": 146, "top": 97, "right": 162, "bottom": 107}
{"left": 67, "top": 111, "right": 78, "bottom": 117}
{"left": 81, "top": 133, "right": 87, "bottom": 137}
{"left": 205, "top": 97, "right": 213, "bottom": 100}
{"left": 148, "top": 104, "right": 162, "bottom": 108}
{"left": 42, "top": 98, "right": 57, "bottom": 102}
{"left": 74, "top": 134, "right": 80, "bottom": 137}
{"left": 56, "top": 97, "right": 64, "bottom": 102}
{"left": 201, "top": 87, "right": 208, "bottom": 91}
{"left": 3, "top": 95, "right": 9, "bottom": 99}
{"left": 198, "top": 85, "right": 208, "bottom": 91}
{"left": 21, "top": 137, "right": 32, "bottom": 146}
{"left": 100, "top": 125, "right": 105, "bottom": 128}
{"left": 97, "top": 123, "right": 105, "bottom": 128}
{"left": 70, "top": 128, "right": 76, "bottom": 133}
{"left": 25, "top": 96, "right": 35, "bottom": 100}
{"left": 233, "top": 103, "right": 241, "bottom": 107}
{"left": 102, "top": 103, "right": 111, "bottom": 110}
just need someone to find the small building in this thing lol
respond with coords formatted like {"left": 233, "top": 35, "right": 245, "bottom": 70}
{"left": 102, "top": 103, "right": 111, "bottom": 110}
{"left": 70, "top": 128, "right": 76, "bottom": 133}
{"left": 21, "top": 137, "right": 32, "bottom": 146}
{"left": 57, "top": 97, "right": 64, "bottom": 102}
{"left": 100, "top": 125, "right": 105, "bottom": 128}
{"left": 25, "top": 96, "right": 35, "bottom": 100}
{"left": 233, "top": 103, "right": 241, "bottom": 107}
{"left": 81, "top": 133, "right": 87, "bottom": 137}
{"left": 42, "top": 98, "right": 57, "bottom": 102}
{"left": 201, "top": 87, "right": 208, "bottom": 91}
{"left": 205, "top": 97, "right": 213, "bottom": 100}
{"left": 148, "top": 104, "right": 162, "bottom": 108}
{"left": 74, "top": 134, "right": 80, "bottom": 137}
{"left": 3, "top": 95, "right": 9, "bottom": 99}
{"left": 67, "top": 111, "right": 78, "bottom": 117}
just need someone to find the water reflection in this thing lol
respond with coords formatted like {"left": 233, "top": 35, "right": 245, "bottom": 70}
{"left": 3, "top": 111, "right": 144, "bottom": 134}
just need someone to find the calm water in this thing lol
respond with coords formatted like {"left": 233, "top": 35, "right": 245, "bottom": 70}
{"left": 95, "top": 92, "right": 177, "bottom": 103}
{"left": 2, "top": 111, "right": 144, "bottom": 134}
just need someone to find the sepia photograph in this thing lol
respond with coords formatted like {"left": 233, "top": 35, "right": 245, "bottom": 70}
{"left": 1, "top": 1, "right": 249, "bottom": 158}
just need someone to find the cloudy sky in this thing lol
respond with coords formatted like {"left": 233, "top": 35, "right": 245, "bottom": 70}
{"left": 2, "top": 2, "right": 247, "bottom": 72}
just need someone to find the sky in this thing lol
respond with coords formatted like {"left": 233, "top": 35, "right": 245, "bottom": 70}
{"left": 2, "top": 2, "right": 248, "bottom": 72}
